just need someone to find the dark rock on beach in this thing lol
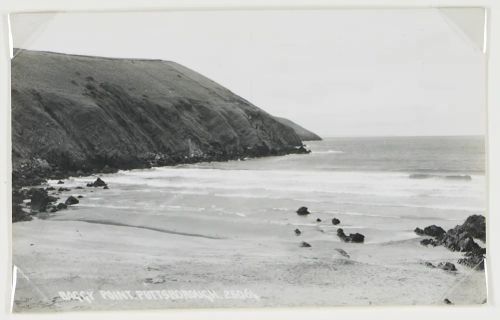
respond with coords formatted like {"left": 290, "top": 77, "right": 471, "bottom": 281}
{"left": 332, "top": 218, "right": 340, "bottom": 225}
{"left": 444, "top": 298, "right": 453, "bottom": 305}
{"left": 57, "top": 180, "right": 64, "bottom": 184}
{"left": 87, "top": 177, "right": 107, "bottom": 187}
{"left": 58, "top": 187, "right": 70, "bottom": 192}
{"left": 300, "top": 241, "right": 311, "bottom": 248}
{"left": 349, "top": 233, "right": 365, "bottom": 243}
{"left": 316, "top": 218, "right": 322, "bottom": 222}
{"left": 56, "top": 203, "right": 68, "bottom": 210}
{"left": 337, "top": 228, "right": 365, "bottom": 243}
{"left": 65, "top": 196, "right": 79, "bottom": 205}
{"left": 294, "top": 229, "right": 302, "bottom": 236}
{"left": 424, "top": 225, "right": 446, "bottom": 237}
{"left": 296, "top": 207, "right": 310, "bottom": 216}
{"left": 337, "top": 229, "right": 348, "bottom": 241}
{"left": 414, "top": 225, "right": 445, "bottom": 238}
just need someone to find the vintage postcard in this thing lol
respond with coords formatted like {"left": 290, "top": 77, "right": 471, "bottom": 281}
{"left": 10, "top": 8, "right": 487, "bottom": 311}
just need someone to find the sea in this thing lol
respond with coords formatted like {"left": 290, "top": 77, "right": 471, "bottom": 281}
{"left": 65, "top": 136, "right": 486, "bottom": 244}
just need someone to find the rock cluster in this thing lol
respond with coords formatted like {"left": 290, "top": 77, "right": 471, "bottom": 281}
{"left": 294, "top": 207, "right": 365, "bottom": 247}
{"left": 12, "top": 184, "right": 83, "bottom": 221}
{"left": 416, "top": 215, "right": 486, "bottom": 270}
{"left": 337, "top": 228, "right": 365, "bottom": 243}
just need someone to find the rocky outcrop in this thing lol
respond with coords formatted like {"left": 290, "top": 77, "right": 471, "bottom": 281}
{"left": 11, "top": 50, "right": 312, "bottom": 188}
{"left": 416, "top": 215, "right": 486, "bottom": 270}
{"left": 274, "top": 117, "right": 322, "bottom": 141}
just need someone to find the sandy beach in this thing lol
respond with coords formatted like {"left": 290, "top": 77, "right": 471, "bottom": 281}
{"left": 12, "top": 173, "right": 486, "bottom": 311}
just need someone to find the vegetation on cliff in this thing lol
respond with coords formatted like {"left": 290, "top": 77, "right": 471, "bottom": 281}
{"left": 12, "top": 50, "right": 312, "bottom": 187}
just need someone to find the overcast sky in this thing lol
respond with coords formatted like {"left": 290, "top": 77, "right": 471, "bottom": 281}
{"left": 11, "top": 9, "right": 486, "bottom": 137}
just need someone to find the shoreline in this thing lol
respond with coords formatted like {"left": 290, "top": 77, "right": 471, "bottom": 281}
{"left": 12, "top": 146, "right": 311, "bottom": 222}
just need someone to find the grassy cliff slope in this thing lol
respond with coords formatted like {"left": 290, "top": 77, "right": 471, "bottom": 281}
{"left": 12, "top": 50, "right": 309, "bottom": 185}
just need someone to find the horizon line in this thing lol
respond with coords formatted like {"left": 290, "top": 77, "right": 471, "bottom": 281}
{"left": 314, "top": 134, "right": 485, "bottom": 139}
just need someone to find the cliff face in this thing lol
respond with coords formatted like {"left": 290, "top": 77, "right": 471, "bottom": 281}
{"left": 274, "top": 117, "right": 322, "bottom": 141}
{"left": 12, "top": 50, "right": 307, "bottom": 184}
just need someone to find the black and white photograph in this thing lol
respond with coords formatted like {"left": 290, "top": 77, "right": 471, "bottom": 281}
{"left": 9, "top": 8, "right": 487, "bottom": 312}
